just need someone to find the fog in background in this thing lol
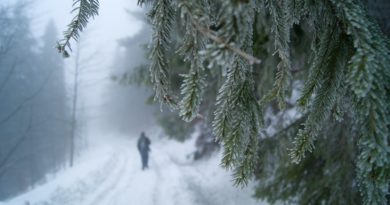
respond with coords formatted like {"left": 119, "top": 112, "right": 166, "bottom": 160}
{"left": 31, "top": 0, "right": 156, "bottom": 138}
{"left": 0, "top": 0, "right": 161, "bottom": 199}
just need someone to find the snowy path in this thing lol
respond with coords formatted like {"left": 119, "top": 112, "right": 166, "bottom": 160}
{"left": 4, "top": 137, "right": 264, "bottom": 205}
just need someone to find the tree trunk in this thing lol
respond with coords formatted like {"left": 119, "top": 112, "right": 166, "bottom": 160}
{"left": 69, "top": 45, "right": 80, "bottom": 167}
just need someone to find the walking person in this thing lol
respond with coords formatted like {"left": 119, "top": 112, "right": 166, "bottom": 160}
{"left": 137, "top": 132, "right": 151, "bottom": 170}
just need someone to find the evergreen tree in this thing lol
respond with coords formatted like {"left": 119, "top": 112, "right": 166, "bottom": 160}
{"left": 60, "top": 0, "right": 390, "bottom": 204}
{"left": 36, "top": 20, "right": 70, "bottom": 172}
{"left": 0, "top": 4, "right": 70, "bottom": 199}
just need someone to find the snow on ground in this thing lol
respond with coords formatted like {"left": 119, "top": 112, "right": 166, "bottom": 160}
{"left": 3, "top": 131, "right": 266, "bottom": 205}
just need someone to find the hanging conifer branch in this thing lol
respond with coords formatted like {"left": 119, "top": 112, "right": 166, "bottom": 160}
{"left": 297, "top": 21, "right": 337, "bottom": 108}
{"left": 211, "top": 2, "right": 262, "bottom": 186}
{"left": 259, "top": 0, "right": 294, "bottom": 109}
{"left": 137, "top": 0, "right": 154, "bottom": 7}
{"left": 269, "top": 0, "right": 292, "bottom": 109}
{"left": 291, "top": 27, "right": 348, "bottom": 163}
{"left": 148, "top": 0, "right": 176, "bottom": 108}
{"left": 177, "top": 1, "right": 208, "bottom": 122}
{"left": 57, "top": 0, "right": 99, "bottom": 57}
{"left": 177, "top": 1, "right": 261, "bottom": 65}
{"left": 178, "top": 63, "right": 206, "bottom": 121}
{"left": 330, "top": 1, "right": 390, "bottom": 204}
{"left": 195, "top": 25, "right": 262, "bottom": 65}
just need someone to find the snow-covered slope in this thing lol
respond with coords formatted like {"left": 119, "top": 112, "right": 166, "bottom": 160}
{"left": 4, "top": 133, "right": 265, "bottom": 205}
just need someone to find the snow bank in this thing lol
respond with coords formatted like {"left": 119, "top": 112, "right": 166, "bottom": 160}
{"left": 4, "top": 144, "right": 114, "bottom": 205}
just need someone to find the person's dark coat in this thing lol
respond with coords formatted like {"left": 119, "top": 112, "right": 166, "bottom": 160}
{"left": 137, "top": 133, "right": 151, "bottom": 170}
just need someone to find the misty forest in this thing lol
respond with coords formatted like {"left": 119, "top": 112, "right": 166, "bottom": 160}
{"left": 0, "top": 0, "right": 389, "bottom": 205}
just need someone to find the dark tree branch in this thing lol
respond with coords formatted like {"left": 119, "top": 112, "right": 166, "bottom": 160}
{"left": 195, "top": 24, "right": 262, "bottom": 65}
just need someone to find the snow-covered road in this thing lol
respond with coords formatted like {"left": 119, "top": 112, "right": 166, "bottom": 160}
{"left": 4, "top": 136, "right": 264, "bottom": 205}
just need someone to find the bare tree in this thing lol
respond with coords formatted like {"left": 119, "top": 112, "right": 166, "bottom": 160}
{"left": 68, "top": 38, "right": 100, "bottom": 167}
{"left": 69, "top": 44, "right": 80, "bottom": 167}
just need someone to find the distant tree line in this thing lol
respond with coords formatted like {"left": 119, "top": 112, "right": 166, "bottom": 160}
{"left": 0, "top": 3, "right": 70, "bottom": 200}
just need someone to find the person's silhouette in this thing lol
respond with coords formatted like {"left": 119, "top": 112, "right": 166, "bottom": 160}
{"left": 137, "top": 132, "right": 151, "bottom": 170}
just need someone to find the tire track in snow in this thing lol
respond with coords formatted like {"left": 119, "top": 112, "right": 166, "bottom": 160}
{"left": 150, "top": 145, "right": 195, "bottom": 205}
{"left": 150, "top": 155, "right": 163, "bottom": 205}
{"left": 109, "top": 143, "right": 172, "bottom": 205}
{"left": 104, "top": 148, "right": 139, "bottom": 205}
{"left": 98, "top": 157, "right": 130, "bottom": 205}
{"left": 87, "top": 149, "right": 128, "bottom": 205}
{"left": 112, "top": 147, "right": 160, "bottom": 205}
{"left": 150, "top": 146, "right": 175, "bottom": 205}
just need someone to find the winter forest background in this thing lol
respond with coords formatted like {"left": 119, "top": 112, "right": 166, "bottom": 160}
{"left": 0, "top": 0, "right": 389, "bottom": 205}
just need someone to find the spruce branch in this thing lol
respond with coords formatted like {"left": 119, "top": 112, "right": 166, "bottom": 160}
{"left": 212, "top": 60, "right": 238, "bottom": 143}
{"left": 330, "top": 1, "right": 390, "bottom": 204}
{"left": 196, "top": 25, "right": 261, "bottom": 65}
{"left": 178, "top": 1, "right": 261, "bottom": 65}
{"left": 260, "top": 0, "right": 294, "bottom": 109}
{"left": 221, "top": 117, "right": 243, "bottom": 169}
{"left": 137, "top": 0, "right": 154, "bottom": 7}
{"left": 177, "top": 1, "right": 208, "bottom": 122}
{"left": 178, "top": 64, "right": 206, "bottom": 122}
{"left": 291, "top": 25, "right": 346, "bottom": 164}
{"left": 148, "top": 0, "right": 176, "bottom": 108}
{"left": 297, "top": 20, "right": 338, "bottom": 108}
{"left": 213, "top": 59, "right": 262, "bottom": 184}
{"left": 210, "top": 2, "right": 263, "bottom": 185}
{"left": 233, "top": 106, "right": 261, "bottom": 186}
{"left": 57, "top": 0, "right": 99, "bottom": 57}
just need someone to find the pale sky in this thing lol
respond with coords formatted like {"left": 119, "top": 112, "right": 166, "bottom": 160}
{"left": 32, "top": 0, "right": 143, "bottom": 44}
